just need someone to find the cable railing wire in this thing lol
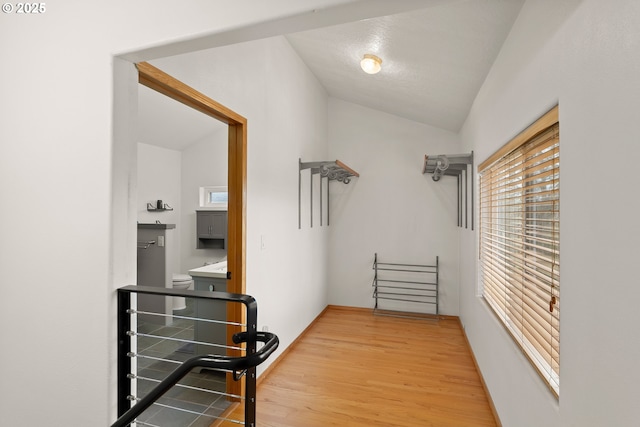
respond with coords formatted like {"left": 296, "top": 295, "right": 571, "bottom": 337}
{"left": 113, "top": 286, "right": 279, "bottom": 427}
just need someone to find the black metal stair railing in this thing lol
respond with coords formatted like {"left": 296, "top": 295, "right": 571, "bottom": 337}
{"left": 113, "top": 286, "right": 279, "bottom": 427}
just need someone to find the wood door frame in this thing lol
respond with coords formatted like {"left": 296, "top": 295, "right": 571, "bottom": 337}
{"left": 136, "top": 61, "right": 247, "bottom": 397}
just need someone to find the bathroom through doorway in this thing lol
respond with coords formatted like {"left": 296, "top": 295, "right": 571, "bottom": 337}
{"left": 136, "top": 61, "right": 248, "bottom": 399}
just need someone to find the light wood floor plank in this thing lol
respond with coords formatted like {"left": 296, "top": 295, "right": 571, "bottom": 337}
{"left": 218, "top": 306, "right": 497, "bottom": 427}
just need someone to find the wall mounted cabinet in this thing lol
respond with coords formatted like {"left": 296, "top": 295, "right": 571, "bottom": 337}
{"left": 196, "top": 210, "right": 227, "bottom": 249}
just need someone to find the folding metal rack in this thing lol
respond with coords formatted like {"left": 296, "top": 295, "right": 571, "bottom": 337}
{"left": 372, "top": 253, "right": 439, "bottom": 318}
{"left": 422, "top": 151, "right": 474, "bottom": 230}
{"left": 298, "top": 158, "right": 359, "bottom": 229}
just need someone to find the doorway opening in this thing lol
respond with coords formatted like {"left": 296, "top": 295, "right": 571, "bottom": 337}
{"left": 136, "top": 61, "right": 247, "bottom": 399}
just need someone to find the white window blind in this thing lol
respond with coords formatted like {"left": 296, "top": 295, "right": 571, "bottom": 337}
{"left": 479, "top": 106, "right": 560, "bottom": 395}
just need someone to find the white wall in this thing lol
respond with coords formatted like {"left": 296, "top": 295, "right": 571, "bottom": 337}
{"left": 137, "top": 143, "right": 182, "bottom": 274}
{"left": 0, "top": 1, "right": 361, "bottom": 424}
{"left": 138, "top": 133, "right": 228, "bottom": 275}
{"left": 137, "top": 143, "right": 181, "bottom": 226}
{"left": 180, "top": 131, "right": 228, "bottom": 271}
{"left": 9, "top": 0, "right": 639, "bottom": 424}
{"left": 459, "top": 0, "right": 640, "bottom": 425}
{"left": 150, "top": 35, "right": 331, "bottom": 374}
{"left": 327, "top": 99, "right": 462, "bottom": 315}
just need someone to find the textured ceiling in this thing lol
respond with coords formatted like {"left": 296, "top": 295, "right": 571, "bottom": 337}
{"left": 286, "top": 0, "right": 524, "bottom": 131}
{"left": 138, "top": 0, "right": 524, "bottom": 149}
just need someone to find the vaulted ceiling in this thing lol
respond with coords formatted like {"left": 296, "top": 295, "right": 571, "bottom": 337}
{"left": 138, "top": 0, "right": 524, "bottom": 149}
{"left": 137, "top": 83, "right": 227, "bottom": 151}
{"left": 286, "top": 0, "right": 524, "bottom": 132}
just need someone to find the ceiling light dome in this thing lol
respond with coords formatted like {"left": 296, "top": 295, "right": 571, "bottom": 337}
{"left": 360, "top": 54, "right": 382, "bottom": 74}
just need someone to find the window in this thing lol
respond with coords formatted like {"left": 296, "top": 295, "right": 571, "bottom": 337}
{"left": 199, "top": 186, "right": 228, "bottom": 209}
{"left": 478, "top": 106, "right": 560, "bottom": 395}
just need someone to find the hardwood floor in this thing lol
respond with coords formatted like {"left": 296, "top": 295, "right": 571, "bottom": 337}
{"left": 219, "top": 306, "right": 497, "bottom": 427}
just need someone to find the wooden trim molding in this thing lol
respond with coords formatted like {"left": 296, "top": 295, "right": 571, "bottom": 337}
{"left": 257, "top": 305, "right": 331, "bottom": 387}
{"left": 457, "top": 318, "right": 503, "bottom": 427}
{"left": 136, "top": 60, "right": 247, "bottom": 297}
{"left": 137, "top": 62, "right": 245, "bottom": 125}
{"left": 478, "top": 105, "right": 558, "bottom": 172}
{"left": 136, "top": 61, "right": 247, "bottom": 399}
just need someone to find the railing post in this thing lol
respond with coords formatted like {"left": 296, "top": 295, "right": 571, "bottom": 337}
{"left": 112, "top": 286, "right": 278, "bottom": 427}
{"left": 117, "top": 290, "right": 132, "bottom": 417}
{"left": 244, "top": 299, "right": 258, "bottom": 427}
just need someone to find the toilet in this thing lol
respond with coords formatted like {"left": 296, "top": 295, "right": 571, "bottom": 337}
{"left": 172, "top": 274, "right": 194, "bottom": 311}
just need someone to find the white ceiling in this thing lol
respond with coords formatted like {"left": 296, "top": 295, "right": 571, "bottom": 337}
{"left": 286, "top": 0, "right": 524, "bottom": 132}
{"left": 138, "top": 0, "right": 524, "bottom": 149}
{"left": 137, "top": 84, "right": 227, "bottom": 151}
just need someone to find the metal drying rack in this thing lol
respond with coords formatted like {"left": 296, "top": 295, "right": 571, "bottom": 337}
{"left": 422, "top": 151, "right": 474, "bottom": 230}
{"left": 298, "top": 158, "right": 359, "bottom": 229}
{"left": 372, "top": 253, "right": 439, "bottom": 319}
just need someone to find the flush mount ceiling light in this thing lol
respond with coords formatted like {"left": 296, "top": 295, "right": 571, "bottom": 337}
{"left": 360, "top": 54, "right": 382, "bottom": 74}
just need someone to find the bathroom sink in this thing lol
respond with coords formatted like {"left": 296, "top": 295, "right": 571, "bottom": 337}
{"left": 188, "top": 261, "right": 227, "bottom": 278}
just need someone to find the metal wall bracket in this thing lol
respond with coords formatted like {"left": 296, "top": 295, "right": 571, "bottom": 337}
{"left": 422, "top": 152, "right": 474, "bottom": 230}
{"left": 298, "top": 159, "right": 359, "bottom": 229}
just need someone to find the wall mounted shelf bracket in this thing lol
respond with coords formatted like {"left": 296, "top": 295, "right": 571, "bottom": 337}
{"left": 298, "top": 159, "right": 359, "bottom": 229}
{"left": 422, "top": 152, "right": 474, "bottom": 230}
{"left": 146, "top": 203, "right": 174, "bottom": 212}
